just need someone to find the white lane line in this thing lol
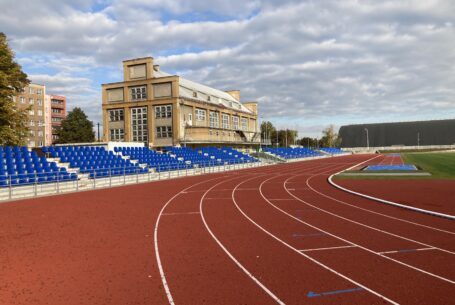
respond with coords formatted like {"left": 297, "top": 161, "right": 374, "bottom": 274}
{"left": 199, "top": 175, "right": 286, "bottom": 305}
{"left": 279, "top": 166, "right": 455, "bottom": 284}
{"left": 327, "top": 161, "right": 455, "bottom": 225}
{"left": 301, "top": 175, "right": 455, "bottom": 255}
{"left": 300, "top": 245, "right": 357, "bottom": 252}
{"left": 234, "top": 173, "right": 400, "bottom": 305}
{"left": 154, "top": 175, "right": 227, "bottom": 305}
{"left": 378, "top": 247, "right": 436, "bottom": 255}
{"left": 162, "top": 212, "right": 200, "bottom": 216}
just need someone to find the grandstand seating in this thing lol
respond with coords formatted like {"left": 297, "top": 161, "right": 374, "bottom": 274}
{"left": 43, "top": 146, "right": 147, "bottom": 178}
{"left": 0, "top": 146, "right": 77, "bottom": 187}
{"left": 199, "top": 147, "right": 258, "bottom": 164}
{"left": 166, "top": 147, "right": 215, "bottom": 167}
{"left": 114, "top": 147, "right": 188, "bottom": 172}
{"left": 320, "top": 147, "right": 346, "bottom": 154}
{"left": 263, "top": 147, "right": 322, "bottom": 159}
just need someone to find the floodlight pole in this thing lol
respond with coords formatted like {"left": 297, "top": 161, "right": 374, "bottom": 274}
{"left": 417, "top": 132, "right": 420, "bottom": 148}
{"left": 364, "top": 128, "right": 369, "bottom": 150}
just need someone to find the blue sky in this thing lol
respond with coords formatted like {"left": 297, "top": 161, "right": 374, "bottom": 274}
{"left": 1, "top": 0, "right": 454, "bottom": 137}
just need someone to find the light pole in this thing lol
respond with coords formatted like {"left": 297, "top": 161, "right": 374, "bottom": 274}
{"left": 364, "top": 128, "right": 369, "bottom": 150}
{"left": 417, "top": 132, "right": 420, "bottom": 148}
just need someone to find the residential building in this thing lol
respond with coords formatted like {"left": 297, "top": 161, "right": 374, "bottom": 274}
{"left": 101, "top": 57, "right": 260, "bottom": 149}
{"left": 14, "top": 84, "right": 46, "bottom": 147}
{"left": 47, "top": 95, "right": 67, "bottom": 144}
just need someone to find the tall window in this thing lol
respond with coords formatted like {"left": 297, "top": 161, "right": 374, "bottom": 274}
{"left": 20, "top": 97, "right": 25, "bottom": 104}
{"left": 156, "top": 126, "right": 173, "bottom": 138}
{"left": 29, "top": 109, "right": 34, "bottom": 115}
{"left": 232, "top": 116, "right": 239, "bottom": 130}
{"left": 241, "top": 118, "right": 248, "bottom": 131}
{"left": 110, "top": 129, "right": 125, "bottom": 141}
{"left": 130, "top": 86, "right": 147, "bottom": 100}
{"left": 155, "top": 105, "right": 172, "bottom": 118}
{"left": 37, "top": 110, "right": 43, "bottom": 116}
{"left": 109, "top": 109, "right": 124, "bottom": 121}
{"left": 221, "top": 113, "right": 230, "bottom": 129}
{"left": 131, "top": 107, "right": 148, "bottom": 142}
{"left": 195, "top": 109, "right": 206, "bottom": 121}
{"left": 29, "top": 88, "right": 35, "bottom": 94}
{"left": 38, "top": 99, "right": 43, "bottom": 106}
{"left": 209, "top": 111, "right": 219, "bottom": 128}
{"left": 29, "top": 98, "right": 34, "bottom": 104}
{"left": 37, "top": 89, "right": 42, "bottom": 95}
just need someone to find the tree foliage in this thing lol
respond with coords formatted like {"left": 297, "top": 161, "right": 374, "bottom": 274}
{"left": 55, "top": 107, "right": 95, "bottom": 144}
{"left": 298, "top": 137, "right": 320, "bottom": 148}
{"left": 320, "top": 125, "right": 342, "bottom": 147}
{"left": 0, "top": 32, "right": 30, "bottom": 146}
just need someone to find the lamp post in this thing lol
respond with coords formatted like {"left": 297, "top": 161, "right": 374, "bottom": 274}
{"left": 97, "top": 122, "right": 100, "bottom": 142}
{"left": 417, "top": 132, "right": 420, "bottom": 148}
{"left": 364, "top": 128, "right": 369, "bottom": 150}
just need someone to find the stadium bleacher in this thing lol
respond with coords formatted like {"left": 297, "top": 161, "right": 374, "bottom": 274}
{"left": 199, "top": 147, "right": 258, "bottom": 164}
{"left": 114, "top": 146, "right": 188, "bottom": 172}
{"left": 263, "top": 147, "right": 322, "bottom": 159}
{"left": 166, "top": 147, "right": 215, "bottom": 167}
{"left": 43, "top": 146, "right": 147, "bottom": 178}
{"left": 319, "top": 147, "right": 346, "bottom": 154}
{"left": 0, "top": 146, "right": 77, "bottom": 187}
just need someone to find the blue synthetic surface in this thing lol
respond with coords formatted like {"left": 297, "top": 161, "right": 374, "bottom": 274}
{"left": 364, "top": 165, "right": 417, "bottom": 171}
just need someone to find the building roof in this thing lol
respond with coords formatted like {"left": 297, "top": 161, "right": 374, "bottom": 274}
{"left": 154, "top": 70, "right": 253, "bottom": 114}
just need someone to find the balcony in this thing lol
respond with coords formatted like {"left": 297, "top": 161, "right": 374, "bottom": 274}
{"left": 180, "top": 126, "right": 260, "bottom": 145}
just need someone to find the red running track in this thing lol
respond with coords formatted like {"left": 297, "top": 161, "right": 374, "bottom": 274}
{"left": 0, "top": 155, "right": 454, "bottom": 304}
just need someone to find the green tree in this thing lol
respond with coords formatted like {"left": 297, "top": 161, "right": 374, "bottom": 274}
{"left": 320, "top": 125, "right": 342, "bottom": 147}
{"left": 55, "top": 107, "right": 95, "bottom": 144}
{"left": 260, "top": 121, "right": 276, "bottom": 144}
{"left": 299, "top": 137, "right": 320, "bottom": 148}
{"left": 275, "top": 129, "right": 298, "bottom": 147}
{"left": 0, "top": 32, "right": 30, "bottom": 146}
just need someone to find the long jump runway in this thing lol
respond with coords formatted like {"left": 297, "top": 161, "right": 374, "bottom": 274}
{"left": 1, "top": 155, "right": 454, "bottom": 304}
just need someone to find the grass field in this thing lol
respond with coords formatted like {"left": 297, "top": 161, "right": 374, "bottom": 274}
{"left": 402, "top": 152, "right": 455, "bottom": 179}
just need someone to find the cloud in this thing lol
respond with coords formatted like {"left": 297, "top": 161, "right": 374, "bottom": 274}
{"left": 0, "top": 0, "right": 454, "bottom": 137}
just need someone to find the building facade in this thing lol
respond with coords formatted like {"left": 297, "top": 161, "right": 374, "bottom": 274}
{"left": 339, "top": 119, "right": 455, "bottom": 148}
{"left": 48, "top": 95, "right": 67, "bottom": 144}
{"left": 13, "top": 84, "right": 46, "bottom": 147}
{"left": 102, "top": 57, "right": 260, "bottom": 149}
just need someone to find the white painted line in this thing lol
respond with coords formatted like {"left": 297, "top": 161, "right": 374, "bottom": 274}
{"left": 279, "top": 164, "right": 455, "bottom": 284}
{"left": 378, "top": 247, "right": 436, "bottom": 255}
{"left": 154, "top": 175, "right": 227, "bottom": 305}
{"left": 233, "top": 174, "right": 400, "bottom": 305}
{"left": 199, "top": 175, "right": 286, "bottom": 305}
{"left": 328, "top": 161, "right": 455, "bottom": 221}
{"left": 300, "top": 245, "right": 357, "bottom": 252}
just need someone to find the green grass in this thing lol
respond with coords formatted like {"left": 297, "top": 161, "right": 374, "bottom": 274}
{"left": 402, "top": 152, "right": 455, "bottom": 179}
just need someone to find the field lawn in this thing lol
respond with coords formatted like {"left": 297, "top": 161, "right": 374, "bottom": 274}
{"left": 402, "top": 152, "right": 455, "bottom": 179}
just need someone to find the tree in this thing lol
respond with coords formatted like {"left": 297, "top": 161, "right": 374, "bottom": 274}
{"left": 0, "top": 32, "right": 30, "bottom": 146}
{"left": 275, "top": 129, "right": 298, "bottom": 147}
{"left": 260, "top": 121, "right": 276, "bottom": 144}
{"left": 299, "top": 137, "right": 320, "bottom": 148}
{"left": 55, "top": 107, "right": 95, "bottom": 144}
{"left": 320, "top": 125, "right": 342, "bottom": 147}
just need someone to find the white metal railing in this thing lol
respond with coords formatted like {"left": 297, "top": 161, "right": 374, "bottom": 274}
{"left": 0, "top": 159, "right": 265, "bottom": 202}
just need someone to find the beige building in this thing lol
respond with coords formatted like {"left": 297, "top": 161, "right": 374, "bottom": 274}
{"left": 14, "top": 84, "right": 46, "bottom": 147}
{"left": 102, "top": 57, "right": 260, "bottom": 149}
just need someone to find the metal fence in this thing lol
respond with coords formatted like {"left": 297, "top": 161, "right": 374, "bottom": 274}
{"left": 0, "top": 160, "right": 266, "bottom": 202}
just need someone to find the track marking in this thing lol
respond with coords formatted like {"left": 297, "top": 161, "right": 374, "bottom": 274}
{"left": 300, "top": 245, "right": 357, "bottom": 252}
{"left": 154, "top": 175, "right": 228, "bottom": 305}
{"left": 199, "top": 175, "right": 286, "bottom": 305}
{"left": 233, "top": 173, "right": 400, "bottom": 305}
{"left": 307, "top": 287, "right": 364, "bottom": 298}
{"left": 278, "top": 166, "right": 455, "bottom": 284}
{"left": 378, "top": 247, "right": 436, "bottom": 255}
{"left": 161, "top": 212, "right": 200, "bottom": 216}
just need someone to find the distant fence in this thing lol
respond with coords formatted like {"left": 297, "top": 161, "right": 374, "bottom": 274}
{"left": 343, "top": 145, "right": 455, "bottom": 153}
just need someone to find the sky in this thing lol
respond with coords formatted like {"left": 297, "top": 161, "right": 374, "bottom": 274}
{"left": 1, "top": 0, "right": 454, "bottom": 138}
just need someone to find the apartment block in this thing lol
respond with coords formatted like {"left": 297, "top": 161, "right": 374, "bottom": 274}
{"left": 48, "top": 95, "right": 67, "bottom": 144}
{"left": 101, "top": 57, "right": 260, "bottom": 149}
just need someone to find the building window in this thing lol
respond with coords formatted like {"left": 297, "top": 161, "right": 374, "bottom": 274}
{"left": 195, "top": 109, "right": 206, "bottom": 121}
{"left": 156, "top": 126, "right": 172, "bottom": 138}
{"left": 107, "top": 88, "right": 124, "bottom": 102}
{"left": 109, "top": 129, "right": 125, "bottom": 141}
{"left": 192, "top": 91, "right": 197, "bottom": 98}
{"left": 221, "top": 113, "right": 230, "bottom": 129}
{"left": 241, "top": 118, "right": 248, "bottom": 131}
{"left": 109, "top": 109, "right": 124, "bottom": 121}
{"left": 29, "top": 98, "right": 34, "bottom": 104}
{"left": 155, "top": 105, "right": 172, "bottom": 118}
{"left": 38, "top": 120, "right": 44, "bottom": 126}
{"left": 30, "top": 130, "right": 35, "bottom": 137}
{"left": 37, "top": 99, "right": 43, "bottom": 106}
{"left": 29, "top": 88, "right": 35, "bottom": 94}
{"left": 232, "top": 116, "right": 239, "bottom": 130}
{"left": 52, "top": 108, "right": 63, "bottom": 114}
{"left": 209, "top": 111, "right": 219, "bottom": 128}
{"left": 38, "top": 141, "right": 43, "bottom": 147}
{"left": 153, "top": 82, "right": 172, "bottom": 98}
{"left": 37, "top": 110, "right": 43, "bottom": 116}
{"left": 131, "top": 107, "right": 148, "bottom": 142}
{"left": 130, "top": 86, "right": 147, "bottom": 101}
{"left": 38, "top": 131, "right": 43, "bottom": 137}
{"left": 37, "top": 89, "right": 42, "bottom": 95}
{"left": 29, "top": 141, "right": 35, "bottom": 147}
{"left": 129, "top": 64, "right": 146, "bottom": 79}
{"left": 207, "top": 96, "right": 211, "bottom": 101}
{"left": 52, "top": 117, "right": 63, "bottom": 123}
{"left": 29, "top": 109, "right": 34, "bottom": 115}
{"left": 20, "top": 97, "right": 25, "bottom": 104}
{"left": 29, "top": 120, "right": 35, "bottom": 126}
